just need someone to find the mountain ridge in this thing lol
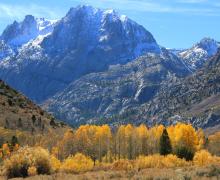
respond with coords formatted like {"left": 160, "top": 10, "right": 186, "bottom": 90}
{"left": 0, "top": 5, "right": 162, "bottom": 103}
{"left": 0, "top": 5, "right": 219, "bottom": 129}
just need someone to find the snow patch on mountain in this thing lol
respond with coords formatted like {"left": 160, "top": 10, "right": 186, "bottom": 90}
{"left": 0, "top": 15, "right": 58, "bottom": 48}
{"left": 178, "top": 38, "right": 220, "bottom": 70}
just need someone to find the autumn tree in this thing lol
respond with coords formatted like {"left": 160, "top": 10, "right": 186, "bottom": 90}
{"left": 147, "top": 125, "right": 164, "bottom": 154}
{"left": 115, "top": 125, "right": 126, "bottom": 160}
{"left": 74, "top": 125, "right": 112, "bottom": 165}
{"left": 136, "top": 124, "right": 149, "bottom": 156}
{"left": 207, "top": 132, "right": 220, "bottom": 156}
{"left": 57, "top": 129, "right": 75, "bottom": 159}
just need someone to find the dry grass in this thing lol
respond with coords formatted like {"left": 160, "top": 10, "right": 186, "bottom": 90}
{"left": 0, "top": 165, "right": 219, "bottom": 180}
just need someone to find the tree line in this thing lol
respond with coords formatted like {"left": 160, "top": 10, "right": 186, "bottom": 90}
{"left": 52, "top": 123, "right": 206, "bottom": 164}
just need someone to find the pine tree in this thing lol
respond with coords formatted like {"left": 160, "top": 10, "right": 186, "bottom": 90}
{"left": 159, "top": 128, "right": 172, "bottom": 155}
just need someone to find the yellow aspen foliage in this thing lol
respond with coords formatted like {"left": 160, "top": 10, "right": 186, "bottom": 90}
{"left": 167, "top": 125, "right": 175, "bottom": 148}
{"left": 50, "top": 155, "right": 61, "bottom": 172}
{"left": 112, "top": 159, "right": 133, "bottom": 171}
{"left": 136, "top": 124, "right": 148, "bottom": 137}
{"left": 95, "top": 125, "right": 112, "bottom": 162}
{"left": 124, "top": 124, "right": 135, "bottom": 159}
{"left": 169, "top": 123, "right": 199, "bottom": 151}
{"left": 136, "top": 154, "right": 189, "bottom": 169}
{"left": 147, "top": 125, "right": 164, "bottom": 154}
{"left": 116, "top": 125, "right": 126, "bottom": 159}
{"left": 0, "top": 150, "right": 3, "bottom": 159}
{"left": 102, "top": 151, "right": 113, "bottom": 163}
{"left": 208, "top": 132, "right": 220, "bottom": 156}
{"left": 136, "top": 154, "right": 162, "bottom": 168}
{"left": 51, "top": 147, "right": 59, "bottom": 158}
{"left": 2, "top": 143, "right": 10, "bottom": 158}
{"left": 28, "top": 166, "right": 37, "bottom": 176}
{"left": 13, "top": 144, "right": 20, "bottom": 151}
{"left": 162, "top": 154, "right": 190, "bottom": 167}
{"left": 57, "top": 129, "right": 75, "bottom": 159}
{"left": 74, "top": 124, "right": 112, "bottom": 164}
{"left": 136, "top": 124, "right": 148, "bottom": 155}
{"left": 193, "top": 150, "right": 220, "bottom": 166}
{"left": 61, "top": 153, "right": 93, "bottom": 173}
{"left": 197, "top": 128, "right": 206, "bottom": 150}
{"left": 4, "top": 146, "right": 52, "bottom": 178}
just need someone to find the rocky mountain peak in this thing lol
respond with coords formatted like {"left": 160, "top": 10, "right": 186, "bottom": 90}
{"left": 0, "top": 15, "right": 57, "bottom": 48}
{"left": 196, "top": 37, "right": 219, "bottom": 56}
{"left": 178, "top": 37, "right": 220, "bottom": 71}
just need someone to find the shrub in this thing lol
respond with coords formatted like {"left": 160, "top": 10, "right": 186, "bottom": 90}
{"left": 136, "top": 154, "right": 162, "bottom": 169}
{"left": 193, "top": 150, "right": 212, "bottom": 166}
{"left": 193, "top": 150, "right": 220, "bottom": 166}
{"left": 3, "top": 146, "right": 51, "bottom": 178}
{"left": 112, "top": 159, "right": 133, "bottom": 171}
{"left": 163, "top": 154, "right": 190, "bottom": 168}
{"left": 50, "top": 155, "right": 61, "bottom": 172}
{"left": 176, "top": 146, "right": 194, "bottom": 161}
{"left": 136, "top": 154, "right": 189, "bottom": 169}
{"left": 7, "top": 98, "right": 13, "bottom": 106}
{"left": 61, "top": 153, "right": 93, "bottom": 173}
{"left": 34, "top": 147, "right": 51, "bottom": 174}
{"left": 28, "top": 166, "right": 37, "bottom": 176}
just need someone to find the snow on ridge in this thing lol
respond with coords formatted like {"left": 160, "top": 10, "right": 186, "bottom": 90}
{"left": 36, "top": 18, "right": 58, "bottom": 32}
{"left": 177, "top": 37, "right": 220, "bottom": 71}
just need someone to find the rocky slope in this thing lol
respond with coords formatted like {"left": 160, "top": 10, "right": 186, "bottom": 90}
{"left": 44, "top": 48, "right": 190, "bottom": 126}
{"left": 146, "top": 49, "right": 220, "bottom": 128}
{"left": 45, "top": 49, "right": 220, "bottom": 128}
{"left": 0, "top": 5, "right": 219, "bottom": 129}
{"left": 0, "top": 5, "right": 161, "bottom": 103}
{"left": 0, "top": 80, "right": 65, "bottom": 133}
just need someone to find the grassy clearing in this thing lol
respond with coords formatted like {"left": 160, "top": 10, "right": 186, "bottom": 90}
{"left": 0, "top": 165, "right": 219, "bottom": 180}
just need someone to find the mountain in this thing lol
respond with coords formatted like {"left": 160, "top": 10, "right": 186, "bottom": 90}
{"left": 145, "top": 49, "right": 220, "bottom": 128}
{"left": 0, "top": 5, "right": 161, "bottom": 103}
{"left": 45, "top": 49, "right": 220, "bottom": 128}
{"left": 0, "top": 40, "right": 14, "bottom": 60}
{"left": 0, "top": 5, "right": 219, "bottom": 129}
{"left": 0, "top": 15, "right": 57, "bottom": 49}
{"left": 178, "top": 38, "right": 220, "bottom": 71}
{"left": 44, "top": 48, "right": 190, "bottom": 126}
{"left": 0, "top": 79, "right": 65, "bottom": 133}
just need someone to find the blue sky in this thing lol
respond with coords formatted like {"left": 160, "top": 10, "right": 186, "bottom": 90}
{"left": 0, "top": 0, "right": 219, "bottom": 48}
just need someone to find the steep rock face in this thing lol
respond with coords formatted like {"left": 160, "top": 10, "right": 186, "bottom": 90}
{"left": 0, "top": 5, "right": 161, "bottom": 103}
{"left": 178, "top": 38, "right": 220, "bottom": 71}
{"left": 44, "top": 49, "right": 190, "bottom": 125}
{"left": 0, "top": 40, "right": 14, "bottom": 59}
{"left": 0, "top": 15, "right": 57, "bottom": 48}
